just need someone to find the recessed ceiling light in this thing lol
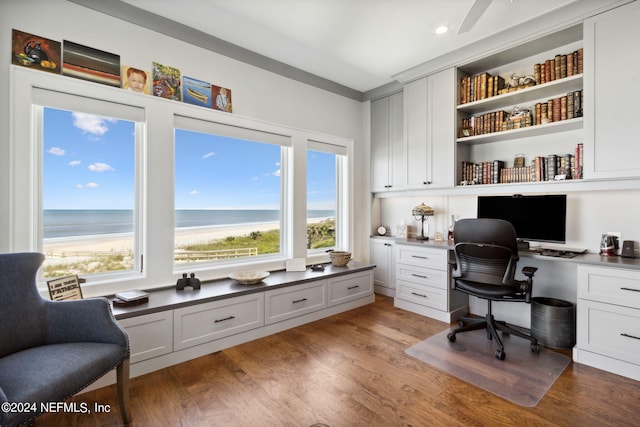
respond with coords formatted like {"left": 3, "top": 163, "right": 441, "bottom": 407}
{"left": 435, "top": 25, "right": 449, "bottom": 35}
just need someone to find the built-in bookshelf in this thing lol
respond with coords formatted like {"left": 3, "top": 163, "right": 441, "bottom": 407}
{"left": 455, "top": 24, "right": 584, "bottom": 188}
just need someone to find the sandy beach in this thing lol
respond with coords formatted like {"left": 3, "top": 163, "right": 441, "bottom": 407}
{"left": 43, "top": 219, "right": 326, "bottom": 253}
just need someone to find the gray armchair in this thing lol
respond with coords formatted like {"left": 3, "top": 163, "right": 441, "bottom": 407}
{"left": 0, "top": 252, "right": 131, "bottom": 427}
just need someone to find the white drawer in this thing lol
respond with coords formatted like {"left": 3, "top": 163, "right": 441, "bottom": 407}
{"left": 577, "top": 299, "right": 640, "bottom": 366}
{"left": 396, "top": 280, "right": 447, "bottom": 311}
{"left": 396, "top": 264, "right": 447, "bottom": 289}
{"left": 397, "top": 246, "right": 447, "bottom": 270}
{"left": 119, "top": 311, "right": 173, "bottom": 364}
{"left": 578, "top": 265, "right": 640, "bottom": 309}
{"left": 173, "top": 293, "right": 264, "bottom": 351}
{"left": 265, "top": 280, "right": 326, "bottom": 325}
{"left": 328, "top": 271, "right": 373, "bottom": 307}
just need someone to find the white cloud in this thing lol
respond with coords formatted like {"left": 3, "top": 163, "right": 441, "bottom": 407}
{"left": 189, "top": 190, "right": 199, "bottom": 196}
{"left": 48, "top": 146, "right": 65, "bottom": 156}
{"left": 72, "top": 112, "right": 116, "bottom": 136}
{"left": 88, "top": 162, "right": 114, "bottom": 172}
{"left": 202, "top": 152, "right": 216, "bottom": 160}
{"left": 76, "top": 182, "right": 98, "bottom": 189}
{"left": 272, "top": 169, "right": 281, "bottom": 177}
{"left": 68, "top": 160, "right": 81, "bottom": 166}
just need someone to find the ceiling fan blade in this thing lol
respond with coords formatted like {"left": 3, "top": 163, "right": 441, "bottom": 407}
{"left": 457, "top": 0, "right": 493, "bottom": 34}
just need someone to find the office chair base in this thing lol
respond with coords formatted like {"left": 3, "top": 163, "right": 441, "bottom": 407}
{"left": 447, "top": 314, "right": 540, "bottom": 360}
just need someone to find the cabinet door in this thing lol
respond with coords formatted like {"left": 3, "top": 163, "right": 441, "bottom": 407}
{"left": 371, "top": 96, "right": 390, "bottom": 192}
{"left": 265, "top": 280, "right": 326, "bottom": 325}
{"left": 428, "top": 68, "right": 455, "bottom": 188}
{"left": 371, "top": 92, "right": 404, "bottom": 192}
{"left": 119, "top": 311, "right": 173, "bottom": 364}
{"left": 370, "top": 238, "right": 394, "bottom": 291}
{"left": 584, "top": 1, "right": 640, "bottom": 179}
{"left": 404, "top": 77, "right": 428, "bottom": 187}
{"left": 404, "top": 69, "right": 456, "bottom": 189}
{"left": 328, "top": 270, "right": 374, "bottom": 307}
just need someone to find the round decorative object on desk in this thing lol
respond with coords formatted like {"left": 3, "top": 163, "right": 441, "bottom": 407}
{"left": 229, "top": 271, "right": 270, "bottom": 285}
{"left": 376, "top": 225, "right": 387, "bottom": 236}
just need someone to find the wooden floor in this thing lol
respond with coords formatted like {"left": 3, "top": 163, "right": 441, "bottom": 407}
{"left": 38, "top": 295, "right": 640, "bottom": 426}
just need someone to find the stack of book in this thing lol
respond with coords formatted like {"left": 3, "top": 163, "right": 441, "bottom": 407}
{"left": 534, "top": 48, "right": 583, "bottom": 84}
{"left": 113, "top": 289, "right": 150, "bottom": 307}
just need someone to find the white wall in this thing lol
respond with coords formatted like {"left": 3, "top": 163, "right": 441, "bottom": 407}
{"left": 0, "top": 0, "right": 370, "bottom": 260}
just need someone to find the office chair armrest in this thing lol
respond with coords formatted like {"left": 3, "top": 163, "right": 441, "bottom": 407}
{"left": 521, "top": 266, "right": 537, "bottom": 278}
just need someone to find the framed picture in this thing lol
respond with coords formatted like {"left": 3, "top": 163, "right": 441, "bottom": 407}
{"left": 183, "top": 76, "right": 212, "bottom": 108}
{"left": 63, "top": 40, "right": 121, "bottom": 87}
{"left": 122, "top": 65, "right": 150, "bottom": 94}
{"left": 212, "top": 85, "right": 232, "bottom": 112}
{"left": 47, "top": 275, "right": 83, "bottom": 301}
{"left": 152, "top": 61, "right": 181, "bottom": 101}
{"left": 11, "top": 29, "right": 61, "bottom": 74}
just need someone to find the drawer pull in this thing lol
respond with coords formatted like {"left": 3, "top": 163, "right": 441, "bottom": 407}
{"left": 292, "top": 298, "right": 308, "bottom": 304}
{"left": 411, "top": 292, "right": 428, "bottom": 298}
{"left": 214, "top": 315, "right": 235, "bottom": 323}
{"left": 411, "top": 255, "right": 428, "bottom": 260}
{"left": 621, "top": 333, "right": 640, "bottom": 340}
{"left": 347, "top": 285, "right": 360, "bottom": 290}
{"left": 620, "top": 287, "right": 640, "bottom": 293}
{"left": 411, "top": 273, "right": 428, "bottom": 279}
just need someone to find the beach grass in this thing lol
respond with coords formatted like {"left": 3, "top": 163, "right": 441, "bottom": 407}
{"left": 43, "top": 219, "right": 336, "bottom": 278}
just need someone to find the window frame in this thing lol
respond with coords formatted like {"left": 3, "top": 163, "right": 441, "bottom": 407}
{"left": 10, "top": 66, "right": 353, "bottom": 297}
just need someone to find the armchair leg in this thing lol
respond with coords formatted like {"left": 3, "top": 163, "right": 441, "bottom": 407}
{"left": 117, "top": 358, "right": 132, "bottom": 425}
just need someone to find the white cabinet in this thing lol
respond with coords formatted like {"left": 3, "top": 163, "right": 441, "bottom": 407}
{"left": 119, "top": 311, "right": 173, "bottom": 364}
{"left": 371, "top": 91, "right": 404, "bottom": 192}
{"left": 370, "top": 237, "right": 396, "bottom": 297}
{"left": 173, "top": 293, "right": 264, "bottom": 351}
{"left": 394, "top": 244, "right": 467, "bottom": 323}
{"left": 328, "top": 270, "right": 374, "bottom": 307}
{"left": 575, "top": 265, "right": 640, "bottom": 381}
{"left": 404, "top": 69, "right": 456, "bottom": 189}
{"left": 265, "top": 280, "right": 326, "bottom": 325}
{"left": 583, "top": 1, "right": 640, "bottom": 179}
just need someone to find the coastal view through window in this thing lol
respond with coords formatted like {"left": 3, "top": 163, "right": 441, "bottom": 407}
{"left": 174, "top": 129, "right": 285, "bottom": 263}
{"left": 307, "top": 148, "right": 338, "bottom": 250}
{"left": 42, "top": 107, "right": 137, "bottom": 278}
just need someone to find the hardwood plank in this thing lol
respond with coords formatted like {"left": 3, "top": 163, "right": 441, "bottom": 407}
{"left": 36, "top": 295, "right": 640, "bottom": 426}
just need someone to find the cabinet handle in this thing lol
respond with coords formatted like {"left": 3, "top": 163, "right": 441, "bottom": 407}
{"left": 620, "top": 287, "right": 640, "bottom": 293}
{"left": 411, "top": 292, "right": 428, "bottom": 298}
{"left": 621, "top": 333, "right": 640, "bottom": 340}
{"left": 411, "top": 255, "right": 428, "bottom": 260}
{"left": 411, "top": 273, "right": 428, "bottom": 279}
{"left": 214, "top": 315, "right": 235, "bottom": 323}
{"left": 347, "top": 285, "right": 360, "bottom": 290}
{"left": 292, "top": 298, "right": 308, "bottom": 304}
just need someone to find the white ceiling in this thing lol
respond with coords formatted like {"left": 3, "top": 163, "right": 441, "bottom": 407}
{"left": 120, "top": 0, "right": 581, "bottom": 92}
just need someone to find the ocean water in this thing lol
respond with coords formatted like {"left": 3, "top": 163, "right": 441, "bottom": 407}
{"left": 43, "top": 209, "right": 335, "bottom": 239}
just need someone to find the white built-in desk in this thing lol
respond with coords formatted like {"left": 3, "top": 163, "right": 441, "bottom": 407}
{"left": 389, "top": 237, "right": 640, "bottom": 381}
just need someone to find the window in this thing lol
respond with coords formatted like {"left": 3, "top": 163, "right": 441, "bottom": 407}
{"left": 307, "top": 141, "right": 347, "bottom": 252}
{"left": 174, "top": 120, "right": 287, "bottom": 266}
{"left": 40, "top": 107, "right": 141, "bottom": 278}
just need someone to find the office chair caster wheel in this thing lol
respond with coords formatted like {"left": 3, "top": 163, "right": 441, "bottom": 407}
{"left": 495, "top": 349, "right": 506, "bottom": 360}
{"left": 531, "top": 342, "right": 540, "bottom": 353}
{"left": 447, "top": 333, "right": 456, "bottom": 342}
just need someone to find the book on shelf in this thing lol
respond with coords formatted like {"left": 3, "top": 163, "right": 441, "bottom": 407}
{"left": 458, "top": 143, "right": 583, "bottom": 185}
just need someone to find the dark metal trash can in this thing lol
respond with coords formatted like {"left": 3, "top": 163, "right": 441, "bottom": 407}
{"left": 531, "top": 297, "right": 576, "bottom": 349}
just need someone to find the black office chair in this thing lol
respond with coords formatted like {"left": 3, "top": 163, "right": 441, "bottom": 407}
{"left": 447, "top": 218, "right": 540, "bottom": 360}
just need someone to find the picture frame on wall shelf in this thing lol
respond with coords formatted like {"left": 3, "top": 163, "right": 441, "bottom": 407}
{"left": 122, "top": 65, "right": 150, "bottom": 94}
{"left": 63, "top": 40, "right": 121, "bottom": 87}
{"left": 152, "top": 61, "right": 181, "bottom": 101}
{"left": 47, "top": 275, "right": 83, "bottom": 301}
{"left": 212, "top": 85, "right": 232, "bottom": 113}
{"left": 11, "top": 29, "right": 61, "bottom": 74}
{"left": 183, "top": 76, "right": 212, "bottom": 108}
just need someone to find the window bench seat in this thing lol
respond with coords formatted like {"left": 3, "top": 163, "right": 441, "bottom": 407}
{"left": 87, "top": 262, "right": 375, "bottom": 391}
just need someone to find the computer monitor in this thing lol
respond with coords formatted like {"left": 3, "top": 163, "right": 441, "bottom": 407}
{"left": 477, "top": 194, "right": 567, "bottom": 244}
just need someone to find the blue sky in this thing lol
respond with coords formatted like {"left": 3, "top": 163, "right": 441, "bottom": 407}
{"left": 43, "top": 108, "right": 336, "bottom": 211}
